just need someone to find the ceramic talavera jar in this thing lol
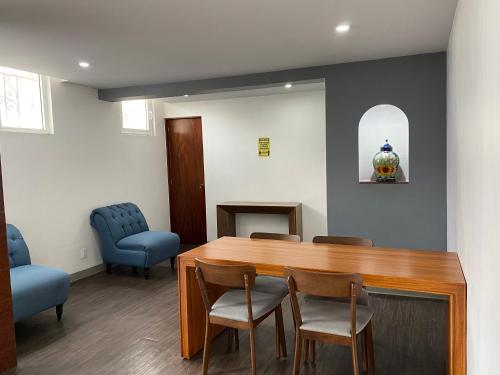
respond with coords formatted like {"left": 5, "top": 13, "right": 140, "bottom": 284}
{"left": 373, "top": 140, "right": 399, "bottom": 182}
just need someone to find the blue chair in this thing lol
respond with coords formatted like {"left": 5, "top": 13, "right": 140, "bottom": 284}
{"left": 90, "top": 202, "right": 180, "bottom": 279}
{"left": 7, "top": 224, "right": 70, "bottom": 322}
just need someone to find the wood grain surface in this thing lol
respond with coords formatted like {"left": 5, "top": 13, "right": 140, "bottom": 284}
{"left": 0, "top": 157, "right": 17, "bottom": 372}
{"left": 178, "top": 237, "right": 466, "bottom": 374}
{"left": 165, "top": 117, "right": 207, "bottom": 245}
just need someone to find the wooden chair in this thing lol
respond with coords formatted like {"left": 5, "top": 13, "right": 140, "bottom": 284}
{"left": 312, "top": 235, "right": 374, "bottom": 247}
{"left": 250, "top": 232, "right": 301, "bottom": 242}
{"left": 195, "top": 259, "right": 287, "bottom": 375}
{"left": 307, "top": 235, "right": 374, "bottom": 364}
{"left": 250, "top": 231, "right": 298, "bottom": 297}
{"left": 285, "top": 267, "right": 374, "bottom": 375}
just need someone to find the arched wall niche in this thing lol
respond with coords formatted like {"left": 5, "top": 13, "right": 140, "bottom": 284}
{"left": 358, "top": 104, "right": 409, "bottom": 183}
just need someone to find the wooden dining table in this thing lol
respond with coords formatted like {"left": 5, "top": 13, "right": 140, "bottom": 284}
{"left": 177, "top": 236, "right": 466, "bottom": 375}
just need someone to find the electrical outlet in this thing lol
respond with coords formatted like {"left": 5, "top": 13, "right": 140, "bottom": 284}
{"left": 80, "top": 247, "right": 88, "bottom": 260}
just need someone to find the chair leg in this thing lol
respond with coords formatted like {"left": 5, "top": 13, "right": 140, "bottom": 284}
{"left": 275, "top": 316, "right": 280, "bottom": 358}
{"left": 56, "top": 304, "right": 63, "bottom": 321}
{"left": 275, "top": 304, "right": 287, "bottom": 358}
{"left": 106, "top": 263, "right": 112, "bottom": 274}
{"left": 351, "top": 335, "right": 359, "bottom": 375}
{"left": 227, "top": 328, "right": 234, "bottom": 352}
{"left": 293, "top": 331, "right": 302, "bottom": 375}
{"left": 202, "top": 319, "right": 212, "bottom": 375}
{"left": 144, "top": 268, "right": 150, "bottom": 280}
{"left": 170, "top": 256, "right": 176, "bottom": 270}
{"left": 249, "top": 327, "right": 257, "bottom": 375}
{"left": 234, "top": 329, "right": 239, "bottom": 350}
{"left": 361, "top": 332, "right": 368, "bottom": 373}
{"left": 365, "top": 321, "right": 375, "bottom": 373}
{"left": 304, "top": 339, "right": 309, "bottom": 363}
{"left": 310, "top": 340, "right": 316, "bottom": 366}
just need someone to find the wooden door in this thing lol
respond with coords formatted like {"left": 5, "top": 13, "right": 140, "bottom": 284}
{"left": 0, "top": 156, "right": 17, "bottom": 372}
{"left": 165, "top": 117, "right": 207, "bottom": 245}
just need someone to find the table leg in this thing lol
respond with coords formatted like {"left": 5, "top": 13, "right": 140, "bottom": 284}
{"left": 178, "top": 261, "right": 225, "bottom": 358}
{"left": 216, "top": 207, "right": 236, "bottom": 238}
{"left": 448, "top": 286, "right": 467, "bottom": 375}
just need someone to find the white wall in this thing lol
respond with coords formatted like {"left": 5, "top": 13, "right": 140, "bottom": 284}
{"left": 163, "top": 90, "right": 327, "bottom": 241}
{"left": 0, "top": 80, "right": 170, "bottom": 275}
{"left": 447, "top": 0, "right": 500, "bottom": 373}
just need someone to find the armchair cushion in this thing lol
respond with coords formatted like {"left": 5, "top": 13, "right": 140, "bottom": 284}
{"left": 90, "top": 203, "right": 149, "bottom": 243}
{"left": 10, "top": 265, "right": 70, "bottom": 322}
{"left": 116, "top": 231, "right": 180, "bottom": 268}
{"left": 6, "top": 224, "right": 31, "bottom": 268}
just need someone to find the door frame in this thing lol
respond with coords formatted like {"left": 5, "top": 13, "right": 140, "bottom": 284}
{"left": 165, "top": 116, "right": 207, "bottom": 245}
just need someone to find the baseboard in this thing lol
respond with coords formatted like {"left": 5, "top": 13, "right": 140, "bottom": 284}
{"left": 70, "top": 264, "right": 105, "bottom": 283}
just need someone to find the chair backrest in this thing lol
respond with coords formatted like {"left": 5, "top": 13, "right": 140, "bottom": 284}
{"left": 195, "top": 259, "right": 257, "bottom": 317}
{"left": 6, "top": 224, "right": 31, "bottom": 268}
{"left": 250, "top": 232, "right": 301, "bottom": 243}
{"left": 284, "top": 267, "right": 363, "bottom": 299}
{"left": 195, "top": 258, "right": 256, "bottom": 289}
{"left": 90, "top": 202, "right": 149, "bottom": 244}
{"left": 313, "top": 235, "right": 374, "bottom": 247}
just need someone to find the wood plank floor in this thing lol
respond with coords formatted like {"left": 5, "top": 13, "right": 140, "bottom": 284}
{"left": 6, "top": 263, "right": 447, "bottom": 375}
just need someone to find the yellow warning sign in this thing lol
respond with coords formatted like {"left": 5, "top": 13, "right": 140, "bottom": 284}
{"left": 258, "top": 138, "right": 270, "bottom": 157}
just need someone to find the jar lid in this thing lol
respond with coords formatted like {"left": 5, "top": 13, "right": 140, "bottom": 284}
{"left": 380, "top": 139, "right": 393, "bottom": 152}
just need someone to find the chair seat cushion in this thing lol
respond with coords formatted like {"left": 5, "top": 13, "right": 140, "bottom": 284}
{"left": 254, "top": 276, "right": 289, "bottom": 298}
{"left": 210, "top": 289, "right": 283, "bottom": 322}
{"left": 117, "top": 231, "right": 179, "bottom": 252}
{"left": 300, "top": 299, "right": 373, "bottom": 337}
{"left": 116, "top": 231, "right": 180, "bottom": 266}
{"left": 10, "top": 265, "right": 70, "bottom": 322}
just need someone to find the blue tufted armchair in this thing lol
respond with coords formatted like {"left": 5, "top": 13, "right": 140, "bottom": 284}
{"left": 7, "top": 224, "right": 70, "bottom": 322}
{"left": 90, "top": 202, "right": 180, "bottom": 279}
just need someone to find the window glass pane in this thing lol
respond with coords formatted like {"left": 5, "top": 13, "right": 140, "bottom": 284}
{"left": 122, "top": 100, "right": 148, "bottom": 130}
{"left": 0, "top": 66, "right": 44, "bottom": 130}
{"left": 18, "top": 75, "right": 43, "bottom": 129}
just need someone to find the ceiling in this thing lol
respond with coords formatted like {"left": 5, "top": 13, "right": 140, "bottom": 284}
{"left": 163, "top": 81, "right": 325, "bottom": 103}
{"left": 0, "top": 0, "right": 457, "bottom": 89}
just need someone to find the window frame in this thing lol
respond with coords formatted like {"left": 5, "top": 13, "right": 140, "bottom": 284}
{"left": 120, "top": 99, "right": 155, "bottom": 136}
{"left": 0, "top": 71, "right": 54, "bottom": 135}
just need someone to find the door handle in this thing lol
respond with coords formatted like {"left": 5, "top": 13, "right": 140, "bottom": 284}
{"left": 200, "top": 184, "right": 205, "bottom": 189}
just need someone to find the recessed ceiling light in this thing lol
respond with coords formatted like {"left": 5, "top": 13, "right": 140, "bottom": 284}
{"left": 335, "top": 24, "right": 350, "bottom": 33}
{"left": 78, "top": 61, "right": 90, "bottom": 68}
{"left": 285, "top": 83, "right": 293, "bottom": 89}
{"left": 183, "top": 94, "right": 189, "bottom": 97}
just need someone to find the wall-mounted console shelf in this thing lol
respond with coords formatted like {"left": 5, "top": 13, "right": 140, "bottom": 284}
{"left": 216, "top": 201, "right": 302, "bottom": 239}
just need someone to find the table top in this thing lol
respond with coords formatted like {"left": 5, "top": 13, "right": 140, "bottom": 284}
{"left": 178, "top": 237, "right": 466, "bottom": 294}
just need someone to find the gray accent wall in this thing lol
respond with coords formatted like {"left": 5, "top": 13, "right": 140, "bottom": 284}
{"left": 326, "top": 54, "right": 447, "bottom": 250}
{"left": 100, "top": 53, "right": 447, "bottom": 251}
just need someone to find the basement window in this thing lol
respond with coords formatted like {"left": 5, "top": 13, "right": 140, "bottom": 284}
{"left": 0, "top": 66, "right": 53, "bottom": 134}
{"left": 121, "top": 99, "right": 154, "bottom": 135}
